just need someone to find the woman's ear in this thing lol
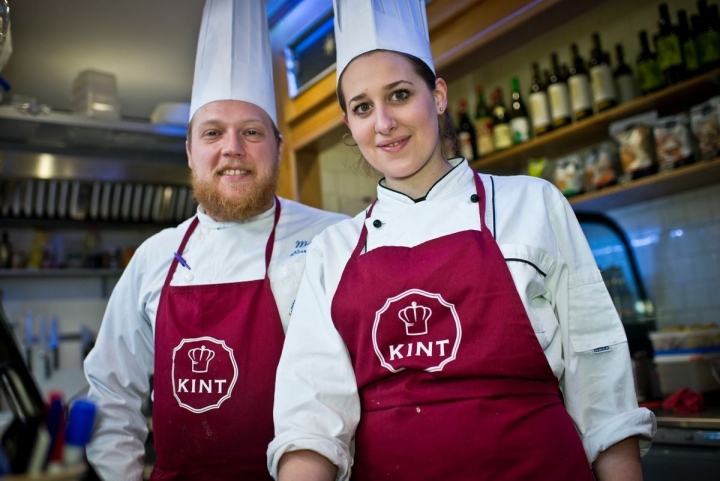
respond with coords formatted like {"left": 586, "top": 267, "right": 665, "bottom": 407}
{"left": 434, "top": 78, "right": 448, "bottom": 115}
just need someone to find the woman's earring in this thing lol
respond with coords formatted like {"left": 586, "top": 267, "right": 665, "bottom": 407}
{"left": 439, "top": 107, "right": 444, "bottom": 113}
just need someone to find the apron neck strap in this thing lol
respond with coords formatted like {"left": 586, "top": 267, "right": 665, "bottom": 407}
{"left": 472, "top": 171, "right": 489, "bottom": 231}
{"left": 264, "top": 197, "right": 282, "bottom": 272}
{"left": 352, "top": 198, "right": 378, "bottom": 258}
{"left": 164, "top": 216, "right": 200, "bottom": 289}
{"left": 164, "top": 198, "right": 282, "bottom": 288}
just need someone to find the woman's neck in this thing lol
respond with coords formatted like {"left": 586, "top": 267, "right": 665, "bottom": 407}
{"left": 383, "top": 156, "right": 453, "bottom": 200}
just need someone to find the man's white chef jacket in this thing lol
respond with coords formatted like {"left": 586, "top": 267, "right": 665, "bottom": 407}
{"left": 269, "top": 159, "right": 656, "bottom": 480}
{"left": 84, "top": 198, "right": 346, "bottom": 481}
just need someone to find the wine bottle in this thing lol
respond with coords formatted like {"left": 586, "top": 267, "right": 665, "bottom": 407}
{"left": 696, "top": 1, "right": 720, "bottom": 69}
{"left": 614, "top": 44, "right": 637, "bottom": 104}
{"left": 548, "top": 52, "right": 571, "bottom": 128}
{"left": 678, "top": 9, "right": 700, "bottom": 75}
{"left": 637, "top": 30, "right": 666, "bottom": 94}
{"left": 491, "top": 87, "right": 513, "bottom": 151}
{"left": 528, "top": 62, "right": 552, "bottom": 136}
{"left": 657, "top": 3, "right": 686, "bottom": 84}
{"left": 589, "top": 33, "right": 617, "bottom": 112}
{"left": 456, "top": 99, "right": 477, "bottom": 161}
{"left": 474, "top": 85, "right": 495, "bottom": 157}
{"left": 509, "top": 76, "right": 530, "bottom": 145}
{"left": 567, "top": 43, "right": 593, "bottom": 121}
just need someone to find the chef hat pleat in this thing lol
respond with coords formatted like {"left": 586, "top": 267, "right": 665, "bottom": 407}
{"left": 189, "top": 0, "right": 277, "bottom": 125}
{"left": 332, "top": 0, "right": 434, "bottom": 84}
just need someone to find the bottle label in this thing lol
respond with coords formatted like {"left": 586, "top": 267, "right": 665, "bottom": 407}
{"left": 529, "top": 92, "right": 551, "bottom": 130}
{"left": 475, "top": 117, "right": 495, "bottom": 156}
{"left": 492, "top": 123, "right": 513, "bottom": 150}
{"left": 510, "top": 117, "right": 530, "bottom": 144}
{"left": 568, "top": 74, "right": 593, "bottom": 114}
{"left": 697, "top": 31, "right": 720, "bottom": 65}
{"left": 590, "top": 64, "right": 616, "bottom": 105}
{"left": 637, "top": 60, "right": 664, "bottom": 93}
{"left": 657, "top": 35, "right": 683, "bottom": 70}
{"left": 683, "top": 40, "right": 699, "bottom": 72}
{"left": 548, "top": 83, "right": 571, "bottom": 122}
{"left": 458, "top": 131, "right": 475, "bottom": 160}
{"left": 615, "top": 74, "right": 636, "bottom": 104}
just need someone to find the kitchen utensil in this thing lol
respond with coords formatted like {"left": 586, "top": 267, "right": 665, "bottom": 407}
{"left": 11, "top": 179, "right": 23, "bottom": 217}
{"left": 175, "top": 186, "right": 188, "bottom": 221}
{"left": 1, "top": 179, "right": 13, "bottom": 216}
{"left": 131, "top": 184, "right": 144, "bottom": 222}
{"left": 34, "top": 179, "right": 46, "bottom": 217}
{"left": 122, "top": 183, "right": 134, "bottom": 221}
{"left": 112, "top": 183, "right": 125, "bottom": 221}
{"left": 100, "top": 182, "right": 112, "bottom": 220}
{"left": 151, "top": 185, "right": 164, "bottom": 222}
{"left": 23, "top": 178, "right": 34, "bottom": 217}
{"left": 69, "top": 181, "right": 91, "bottom": 221}
{"left": 164, "top": 186, "right": 177, "bottom": 223}
{"left": 57, "top": 180, "right": 70, "bottom": 218}
{"left": 89, "top": 181, "right": 101, "bottom": 220}
{"left": 141, "top": 184, "right": 154, "bottom": 222}
{"left": 46, "top": 179, "right": 58, "bottom": 218}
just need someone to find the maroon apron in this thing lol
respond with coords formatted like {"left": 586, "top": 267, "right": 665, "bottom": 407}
{"left": 151, "top": 202, "right": 284, "bottom": 480}
{"left": 331, "top": 173, "right": 594, "bottom": 480}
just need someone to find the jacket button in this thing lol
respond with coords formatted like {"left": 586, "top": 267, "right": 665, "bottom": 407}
{"left": 470, "top": 194, "right": 479, "bottom": 203}
{"left": 372, "top": 219, "right": 382, "bottom": 228}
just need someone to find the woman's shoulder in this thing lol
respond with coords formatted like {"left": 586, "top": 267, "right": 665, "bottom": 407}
{"left": 478, "top": 173, "right": 564, "bottom": 205}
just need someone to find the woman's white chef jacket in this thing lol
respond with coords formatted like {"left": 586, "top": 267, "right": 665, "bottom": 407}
{"left": 269, "top": 159, "right": 657, "bottom": 480}
{"left": 83, "top": 198, "right": 346, "bottom": 481}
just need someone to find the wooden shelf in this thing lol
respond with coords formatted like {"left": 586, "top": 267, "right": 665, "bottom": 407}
{"left": 0, "top": 268, "right": 123, "bottom": 278}
{"left": 469, "top": 68, "right": 720, "bottom": 175}
{"left": 570, "top": 157, "right": 720, "bottom": 213}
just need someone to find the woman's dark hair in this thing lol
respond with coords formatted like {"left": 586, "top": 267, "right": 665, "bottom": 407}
{"left": 337, "top": 50, "right": 458, "bottom": 159}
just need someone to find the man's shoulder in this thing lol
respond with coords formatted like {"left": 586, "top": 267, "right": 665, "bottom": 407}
{"left": 136, "top": 217, "right": 195, "bottom": 259}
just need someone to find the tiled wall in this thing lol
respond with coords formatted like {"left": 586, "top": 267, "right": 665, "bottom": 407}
{"left": 318, "top": 140, "right": 381, "bottom": 216}
{"left": 606, "top": 183, "right": 720, "bottom": 329}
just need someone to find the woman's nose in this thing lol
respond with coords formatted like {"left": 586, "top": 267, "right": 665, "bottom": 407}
{"left": 374, "top": 106, "right": 396, "bottom": 135}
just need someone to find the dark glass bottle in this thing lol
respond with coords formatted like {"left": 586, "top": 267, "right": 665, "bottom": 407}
{"left": 509, "top": 76, "right": 530, "bottom": 145}
{"left": 491, "top": 87, "right": 513, "bottom": 151}
{"left": 528, "top": 62, "right": 552, "bottom": 136}
{"left": 678, "top": 9, "right": 700, "bottom": 75}
{"left": 614, "top": 44, "right": 637, "bottom": 104}
{"left": 637, "top": 30, "right": 666, "bottom": 94}
{"left": 567, "top": 43, "right": 593, "bottom": 121}
{"left": 457, "top": 99, "right": 477, "bottom": 161}
{"left": 548, "top": 52, "right": 571, "bottom": 128}
{"left": 474, "top": 85, "right": 494, "bottom": 157}
{"left": 696, "top": 1, "right": 720, "bottom": 69}
{"left": 589, "top": 33, "right": 617, "bottom": 112}
{"left": 657, "top": 3, "right": 686, "bottom": 84}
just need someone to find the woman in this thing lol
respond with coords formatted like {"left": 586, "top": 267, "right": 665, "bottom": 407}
{"left": 268, "top": 1, "right": 655, "bottom": 480}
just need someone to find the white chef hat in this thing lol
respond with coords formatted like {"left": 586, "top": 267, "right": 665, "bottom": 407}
{"left": 189, "top": 0, "right": 277, "bottom": 125}
{"left": 332, "top": 0, "right": 434, "bottom": 84}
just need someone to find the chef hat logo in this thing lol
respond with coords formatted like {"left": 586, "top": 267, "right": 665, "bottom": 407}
{"left": 188, "top": 345, "right": 215, "bottom": 373}
{"left": 333, "top": 0, "right": 434, "bottom": 84}
{"left": 398, "top": 301, "right": 432, "bottom": 336}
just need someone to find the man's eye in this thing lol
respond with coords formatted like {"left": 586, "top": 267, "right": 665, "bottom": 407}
{"left": 203, "top": 130, "right": 218, "bottom": 137}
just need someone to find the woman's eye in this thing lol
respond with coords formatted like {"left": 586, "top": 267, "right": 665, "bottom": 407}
{"left": 352, "top": 103, "right": 371, "bottom": 115}
{"left": 391, "top": 89, "right": 410, "bottom": 101}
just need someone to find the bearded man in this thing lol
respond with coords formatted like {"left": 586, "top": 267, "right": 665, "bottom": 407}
{"left": 83, "top": 1, "right": 345, "bottom": 480}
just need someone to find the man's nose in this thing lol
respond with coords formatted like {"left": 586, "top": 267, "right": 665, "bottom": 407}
{"left": 222, "top": 133, "right": 246, "bottom": 156}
